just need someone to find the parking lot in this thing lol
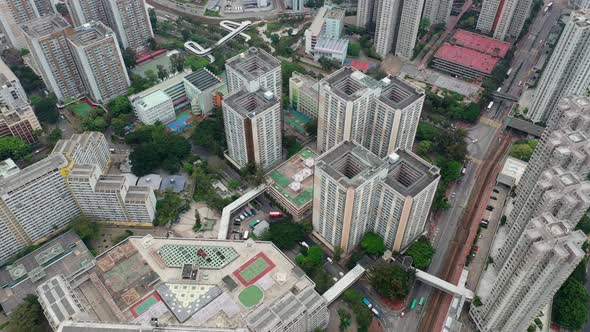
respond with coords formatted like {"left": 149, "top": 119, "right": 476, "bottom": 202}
{"left": 228, "top": 195, "right": 287, "bottom": 240}
{"left": 465, "top": 183, "right": 510, "bottom": 291}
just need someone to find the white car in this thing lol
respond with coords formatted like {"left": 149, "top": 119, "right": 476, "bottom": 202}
{"left": 326, "top": 257, "right": 333, "bottom": 264}
{"left": 472, "top": 138, "right": 478, "bottom": 143}
{"left": 300, "top": 241, "right": 310, "bottom": 248}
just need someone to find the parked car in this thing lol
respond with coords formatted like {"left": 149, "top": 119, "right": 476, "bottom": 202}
{"left": 486, "top": 205, "right": 494, "bottom": 211}
{"left": 250, "top": 208, "right": 256, "bottom": 215}
{"left": 493, "top": 189, "right": 499, "bottom": 193}
{"left": 490, "top": 196, "right": 498, "bottom": 200}
{"left": 474, "top": 246, "right": 479, "bottom": 252}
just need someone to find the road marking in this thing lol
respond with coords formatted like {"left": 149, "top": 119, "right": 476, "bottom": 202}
{"left": 479, "top": 117, "right": 501, "bottom": 128}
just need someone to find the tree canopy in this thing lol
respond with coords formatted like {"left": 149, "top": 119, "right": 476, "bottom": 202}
{"left": 70, "top": 214, "right": 100, "bottom": 242}
{"left": 406, "top": 237, "right": 435, "bottom": 269}
{"left": 269, "top": 220, "right": 305, "bottom": 249}
{"left": 31, "top": 93, "right": 58, "bottom": 124}
{"left": 360, "top": 232, "right": 386, "bottom": 256}
{"left": 296, "top": 245, "right": 324, "bottom": 273}
{"left": 8, "top": 295, "right": 47, "bottom": 332}
{"left": 552, "top": 277, "right": 589, "bottom": 329}
{"left": 367, "top": 263, "right": 414, "bottom": 300}
{"left": 192, "top": 107, "right": 226, "bottom": 156}
{"left": 155, "top": 190, "right": 190, "bottom": 226}
{"left": 510, "top": 139, "right": 538, "bottom": 161}
{"left": 0, "top": 136, "right": 29, "bottom": 160}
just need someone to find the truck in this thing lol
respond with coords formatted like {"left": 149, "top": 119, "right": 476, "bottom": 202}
{"left": 269, "top": 211, "right": 283, "bottom": 218}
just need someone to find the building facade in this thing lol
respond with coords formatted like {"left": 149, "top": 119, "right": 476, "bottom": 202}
{"left": 104, "top": 0, "right": 153, "bottom": 52}
{"left": 312, "top": 141, "right": 440, "bottom": 253}
{"left": 0, "top": 0, "right": 54, "bottom": 49}
{"left": 289, "top": 72, "right": 320, "bottom": 119}
{"left": 470, "top": 216, "right": 586, "bottom": 332}
{"left": 0, "top": 154, "right": 80, "bottom": 263}
{"left": 183, "top": 68, "right": 223, "bottom": 116}
{"left": 317, "top": 68, "right": 424, "bottom": 157}
{"left": 65, "top": 0, "right": 111, "bottom": 27}
{"left": 66, "top": 21, "right": 130, "bottom": 104}
{"left": 131, "top": 90, "right": 176, "bottom": 125}
{"left": 22, "top": 15, "right": 86, "bottom": 102}
{"left": 374, "top": 0, "right": 401, "bottom": 58}
{"left": 527, "top": 10, "right": 590, "bottom": 123}
{"left": 356, "top": 0, "right": 375, "bottom": 28}
{"left": 395, "top": 0, "right": 425, "bottom": 60}
{"left": 0, "top": 59, "right": 29, "bottom": 110}
{"left": 476, "top": 0, "right": 534, "bottom": 40}
{"left": 422, "top": 0, "right": 454, "bottom": 25}
{"left": 223, "top": 88, "right": 282, "bottom": 170}
{"left": 225, "top": 47, "right": 282, "bottom": 98}
{"left": 0, "top": 104, "right": 42, "bottom": 144}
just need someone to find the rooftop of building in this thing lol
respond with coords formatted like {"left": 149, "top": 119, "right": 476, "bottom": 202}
{"left": 324, "top": 7, "right": 345, "bottom": 21}
{"left": 321, "top": 67, "right": 380, "bottom": 101}
{"left": 498, "top": 156, "right": 528, "bottom": 187}
{"left": 128, "top": 71, "right": 193, "bottom": 100}
{"left": 0, "top": 232, "right": 94, "bottom": 315}
{"left": 290, "top": 72, "right": 319, "bottom": 94}
{"left": 226, "top": 48, "right": 280, "bottom": 81}
{"left": 132, "top": 89, "right": 172, "bottom": 110}
{"left": 184, "top": 69, "right": 223, "bottom": 92}
{"left": 160, "top": 175, "right": 187, "bottom": 193}
{"left": 434, "top": 43, "right": 499, "bottom": 74}
{"left": 223, "top": 88, "right": 279, "bottom": 118}
{"left": 137, "top": 174, "right": 162, "bottom": 191}
{"left": 450, "top": 30, "right": 511, "bottom": 58}
{"left": 0, "top": 104, "right": 34, "bottom": 125}
{"left": 52, "top": 132, "right": 106, "bottom": 157}
{"left": 125, "top": 186, "right": 152, "bottom": 203}
{"left": 308, "top": 6, "right": 329, "bottom": 35}
{"left": 0, "top": 158, "right": 19, "bottom": 179}
{"left": 64, "top": 236, "right": 320, "bottom": 329}
{"left": 0, "top": 58, "right": 19, "bottom": 85}
{"left": 37, "top": 275, "right": 85, "bottom": 329}
{"left": 67, "top": 21, "right": 114, "bottom": 47}
{"left": 57, "top": 320, "right": 248, "bottom": 332}
{"left": 0, "top": 153, "right": 70, "bottom": 196}
{"left": 317, "top": 141, "right": 386, "bottom": 188}
{"left": 267, "top": 148, "right": 318, "bottom": 208}
{"left": 96, "top": 175, "right": 127, "bottom": 192}
{"left": 378, "top": 76, "right": 424, "bottom": 110}
{"left": 315, "top": 37, "right": 348, "bottom": 54}
{"left": 572, "top": 9, "right": 590, "bottom": 27}
{"left": 20, "top": 14, "right": 70, "bottom": 39}
{"left": 384, "top": 150, "right": 440, "bottom": 196}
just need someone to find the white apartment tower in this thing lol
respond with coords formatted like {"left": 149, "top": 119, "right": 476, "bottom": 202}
{"left": 289, "top": 72, "right": 320, "bottom": 119}
{"left": 225, "top": 47, "right": 282, "bottom": 99}
{"left": 476, "top": 0, "right": 534, "bottom": 40}
{"left": 67, "top": 21, "right": 130, "bottom": 104}
{"left": 65, "top": 0, "right": 111, "bottom": 27}
{"left": 21, "top": 15, "right": 86, "bottom": 102}
{"left": 572, "top": 0, "right": 590, "bottom": 8}
{"left": 312, "top": 141, "right": 440, "bottom": 253}
{"left": 374, "top": 0, "right": 401, "bottom": 58}
{"left": 422, "top": 0, "right": 454, "bottom": 25}
{"left": 0, "top": 0, "right": 55, "bottom": 49}
{"left": 470, "top": 216, "right": 586, "bottom": 332}
{"left": 317, "top": 67, "right": 425, "bottom": 157}
{"left": 67, "top": 164, "right": 156, "bottom": 223}
{"left": 0, "top": 154, "right": 80, "bottom": 263}
{"left": 395, "top": 0, "right": 425, "bottom": 60}
{"left": 222, "top": 87, "right": 282, "bottom": 170}
{"left": 356, "top": 0, "right": 375, "bottom": 28}
{"left": 527, "top": 10, "right": 590, "bottom": 123}
{"left": 0, "top": 59, "right": 28, "bottom": 110}
{"left": 104, "top": 0, "right": 153, "bottom": 52}
{"left": 52, "top": 132, "right": 111, "bottom": 172}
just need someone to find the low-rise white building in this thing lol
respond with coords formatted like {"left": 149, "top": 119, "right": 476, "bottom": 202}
{"left": 131, "top": 89, "right": 176, "bottom": 125}
{"left": 183, "top": 69, "right": 223, "bottom": 116}
{"left": 313, "top": 38, "right": 349, "bottom": 64}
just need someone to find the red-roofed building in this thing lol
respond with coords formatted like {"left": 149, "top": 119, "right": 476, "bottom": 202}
{"left": 450, "top": 30, "right": 511, "bottom": 58}
{"left": 432, "top": 43, "right": 499, "bottom": 80}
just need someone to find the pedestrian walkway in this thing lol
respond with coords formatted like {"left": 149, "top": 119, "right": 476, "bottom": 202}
{"left": 480, "top": 117, "right": 502, "bottom": 128}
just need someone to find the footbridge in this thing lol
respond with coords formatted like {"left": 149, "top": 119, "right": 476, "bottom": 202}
{"left": 322, "top": 265, "right": 366, "bottom": 304}
{"left": 491, "top": 91, "right": 518, "bottom": 102}
{"left": 414, "top": 269, "right": 474, "bottom": 301}
{"left": 184, "top": 20, "right": 252, "bottom": 57}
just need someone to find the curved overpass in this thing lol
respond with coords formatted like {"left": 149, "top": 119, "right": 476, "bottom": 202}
{"left": 184, "top": 20, "right": 252, "bottom": 57}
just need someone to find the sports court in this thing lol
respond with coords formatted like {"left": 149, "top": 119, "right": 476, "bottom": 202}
{"left": 238, "top": 285, "right": 263, "bottom": 308}
{"left": 284, "top": 109, "right": 310, "bottom": 134}
{"left": 67, "top": 100, "right": 94, "bottom": 117}
{"left": 233, "top": 252, "right": 275, "bottom": 286}
{"left": 166, "top": 110, "right": 194, "bottom": 133}
{"left": 130, "top": 291, "right": 162, "bottom": 318}
{"left": 344, "top": 59, "right": 377, "bottom": 71}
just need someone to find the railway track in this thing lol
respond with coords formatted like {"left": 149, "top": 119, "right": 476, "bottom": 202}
{"left": 419, "top": 135, "right": 511, "bottom": 332}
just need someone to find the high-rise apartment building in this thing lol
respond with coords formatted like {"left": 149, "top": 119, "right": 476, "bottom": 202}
{"left": 0, "top": 0, "right": 54, "bottom": 49}
{"left": 527, "top": 10, "right": 590, "bottom": 123}
{"left": 65, "top": 0, "right": 111, "bottom": 27}
{"left": 317, "top": 67, "right": 424, "bottom": 157}
{"left": 67, "top": 164, "right": 156, "bottom": 223}
{"left": 0, "top": 104, "right": 41, "bottom": 144}
{"left": 222, "top": 87, "right": 282, "bottom": 170}
{"left": 103, "top": 0, "right": 153, "bottom": 52}
{"left": 356, "top": 0, "right": 375, "bottom": 28}
{"left": 395, "top": 0, "right": 425, "bottom": 60}
{"left": 226, "top": 48, "right": 282, "bottom": 99}
{"left": 0, "top": 154, "right": 80, "bottom": 263}
{"left": 476, "top": 0, "right": 534, "bottom": 40}
{"left": 471, "top": 216, "right": 586, "bottom": 332}
{"left": 52, "top": 132, "right": 111, "bottom": 172}
{"left": 0, "top": 59, "right": 28, "bottom": 110}
{"left": 422, "top": 0, "right": 454, "bottom": 25}
{"left": 66, "top": 21, "right": 130, "bottom": 104}
{"left": 312, "top": 141, "right": 440, "bottom": 253}
{"left": 374, "top": 0, "right": 401, "bottom": 57}
{"left": 21, "top": 15, "right": 86, "bottom": 102}
{"left": 572, "top": 0, "right": 590, "bottom": 8}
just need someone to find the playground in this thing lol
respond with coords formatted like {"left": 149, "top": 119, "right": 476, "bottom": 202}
{"left": 130, "top": 291, "right": 162, "bottom": 318}
{"left": 66, "top": 99, "right": 95, "bottom": 117}
{"left": 238, "top": 285, "right": 264, "bottom": 308}
{"left": 284, "top": 109, "right": 310, "bottom": 135}
{"left": 166, "top": 110, "right": 195, "bottom": 133}
{"left": 233, "top": 252, "right": 275, "bottom": 287}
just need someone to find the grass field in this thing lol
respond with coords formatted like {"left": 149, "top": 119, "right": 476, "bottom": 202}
{"left": 238, "top": 285, "right": 263, "bottom": 308}
{"left": 68, "top": 101, "right": 94, "bottom": 117}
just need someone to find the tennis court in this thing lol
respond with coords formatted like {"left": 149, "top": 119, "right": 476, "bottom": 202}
{"left": 130, "top": 292, "right": 162, "bottom": 318}
{"left": 238, "top": 285, "right": 263, "bottom": 308}
{"left": 233, "top": 252, "right": 276, "bottom": 286}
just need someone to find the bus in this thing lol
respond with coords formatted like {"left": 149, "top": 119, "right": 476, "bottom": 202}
{"left": 487, "top": 101, "right": 494, "bottom": 110}
{"left": 371, "top": 307, "right": 381, "bottom": 318}
{"left": 506, "top": 68, "right": 513, "bottom": 76}
{"left": 419, "top": 297, "right": 425, "bottom": 306}
{"left": 362, "top": 298, "right": 373, "bottom": 309}
{"left": 243, "top": 231, "right": 249, "bottom": 240}
{"left": 269, "top": 211, "right": 283, "bottom": 218}
{"left": 411, "top": 299, "right": 417, "bottom": 309}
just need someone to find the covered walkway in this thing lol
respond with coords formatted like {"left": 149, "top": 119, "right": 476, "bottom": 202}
{"left": 217, "top": 184, "right": 267, "bottom": 239}
{"left": 415, "top": 269, "right": 474, "bottom": 301}
{"left": 322, "top": 265, "right": 366, "bottom": 304}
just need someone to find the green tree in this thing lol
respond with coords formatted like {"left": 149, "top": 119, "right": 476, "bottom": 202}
{"left": 8, "top": 295, "right": 47, "bottom": 332}
{"left": 148, "top": 8, "right": 157, "bottom": 31}
{"left": 367, "top": 263, "right": 415, "bottom": 300}
{"left": 418, "top": 18, "right": 431, "bottom": 38}
{"left": 31, "top": 93, "right": 58, "bottom": 124}
{"left": 437, "top": 159, "right": 463, "bottom": 183}
{"left": 147, "top": 37, "right": 158, "bottom": 51}
{"left": 192, "top": 107, "right": 226, "bottom": 156}
{"left": 48, "top": 128, "right": 62, "bottom": 144}
{"left": 155, "top": 190, "right": 190, "bottom": 226}
{"left": 305, "top": 119, "right": 318, "bottom": 136}
{"left": 334, "top": 246, "right": 342, "bottom": 261}
{"left": 184, "top": 55, "right": 208, "bottom": 71}
{"left": 122, "top": 47, "right": 138, "bottom": 68}
{"left": 338, "top": 308, "right": 352, "bottom": 331}
{"left": 0, "top": 136, "right": 29, "bottom": 160}
{"left": 70, "top": 214, "right": 100, "bottom": 242}
{"left": 107, "top": 96, "right": 133, "bottom": 116}
{"left": 416, "top": 140, "right": 433, "bottom": 156}
{"left": 157, "top": 64, "right": 168, "bottom": 80}
{"left": 552, "top": 277, "right": 589, "bottom": 329}
{"left": 347, "top": 42, "right": 361, "bottom": 56}
{"left": 575, "top": 214, "right": 590, "bottom": 234}
{"left": 406, "top": 237, "right": 435, "bottom": 269}
{"left": 318, "top": 57, "right": 340, "bottom": 71}
{"left": 19, "top": 48, "right": 30, "bottom": 57}
{"left": 360, "top": 232, "right": 385, "bottom": 255}
{"left": 269, "top": 220, "right": 305, "bottom": 249}
{"left": 145, "top": 69, "right": 158, "bottom": 83}
{"left": 510, "top": 140, "right": 537, "bottom": 161}
{"left": 283, "top": 135, "right": 302, "bottom": 157}
{"left": 170, "top": 53, "right": 186, "bottom": 73}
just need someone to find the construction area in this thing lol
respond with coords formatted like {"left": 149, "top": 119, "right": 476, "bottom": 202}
{"left": 267, "top": 148, "right": 317, "bottom": 219}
